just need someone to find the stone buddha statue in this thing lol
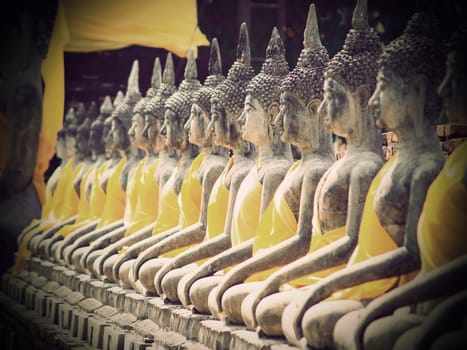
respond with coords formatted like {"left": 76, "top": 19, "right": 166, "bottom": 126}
{"left": 105, "top": 38, "right": 230, "bottom": 292}
{"left": 64, "top": 54, "right": 179, "bottom": 273}
{"left": 149, "top": 23, "right": 257, "bottom": 305}
{"left": 206, "top": 3, "right": 335, "bottom": 325}
{"left": 56, "top": 61, "right": 142, "bottom": 271}
{"left": 236, "top": 0, "right": 384, "bottom": 340}
{"left": 334, "top": 22, "right": 467, "bottom": 350}
{"left": 88, "top": 50, "right": 202, "bottom": 291}
{"left": 277, "top": 8, "right": 446, "bottom": 349}
{"left": 47, "top": 96, "right": 115, "bottom": 261}
{"left": 174, "top": 25, "right": 293, "bottom": 315}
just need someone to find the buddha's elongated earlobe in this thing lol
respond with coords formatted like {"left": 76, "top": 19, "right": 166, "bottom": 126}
{"left": 412, "top": 74, "right": 428, "bottom": 137}
{"left": 307, "top": 99, "right": 322, "bottom": 149}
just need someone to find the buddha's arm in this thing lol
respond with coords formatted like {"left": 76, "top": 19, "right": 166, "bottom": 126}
{"left": 348, "top": 254, "right": 467, "bottom": 350}
{"left": 30, "top": 215, "right": 77, "bottom": 250}
{"left": 213, "top": 173, "right": 320, "bottom": 307}
{"left": 60, "top": 220, "right": 100, "bottom": 249}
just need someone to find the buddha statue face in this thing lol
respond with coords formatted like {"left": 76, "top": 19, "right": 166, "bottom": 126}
{"left": 209, "top": 97, "right": 241, "bottom": 149}
{"left": 103, "top": 116, "right": 114, "bottom": 157}
{"left": 75, "top": 126, "right": 90, "bottom": 157}
{"left": 318, "top": 76, "right": 369, "bottom": 139}
{"left": 438, "top": 50, "right": 467, "bottom": 123}
{"left": 163, "top": 108, "right": 187, "bottom": 150}
{"left": 65, "top": 132, "right": 76, "bottom": 158}
{"left": 185, "top": 103, "right": 211, "bottom": 148}
{"left": 240, "top": 95, "right": 273, "bottom": 145}
{"left": 55, "top": 132, "right": 67, "bottom": 160}
{"left": 369, "top": 69, "right": 426, "bottom": 131}
{"left": 128, "top": 112, "right": 146, "bottom": 150}
{"left": 276, "top": 91, "right": 320, "bottom": 149}
{"left": 143, "top": 114, "right": 162, "bottom": 152}
{"left": 89, "top": 120, "right": 105, "bottom": 155}
{"left": 109, "top": 117, "right": 130, "bottom": 152}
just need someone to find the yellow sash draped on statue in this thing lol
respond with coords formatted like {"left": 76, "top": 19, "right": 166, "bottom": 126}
{"left": 418, "top": 142, "right": 467, "bottom": 273}
{"left": 163, "top": 152, "right": 204, "bottom": 257}
{"left": 56, "top": 161, "right": 84, "bottom": 220}
{"left": 124, "top": 158, "right": 160, "bottom": 237}
{"left": 230, "top": 165, "right": 262, "bottom": 246}
{"left": 247, "top": 161, "right": 301, "bottom": 281}
{"left": 204, "top": 157, "right": 232, "bottom": 241}
{"left": 151, "top": 163, "right": 181, "bottom": 236}
{"left": 329, "top": 155, "right": 415, "bottom": 300}
{"left": 96, "top": 157, "right": 127, "bottom": 228}
{"left": 123, "top": 159, "right": 146, "bottom": 228}
{"left": 87, "top": 159, "right": 111, "bottom": 219}
{"left": 55, "top": 163, "right": 96, "bottom": 237}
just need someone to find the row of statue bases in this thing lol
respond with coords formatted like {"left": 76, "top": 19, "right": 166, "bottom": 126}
{"left": 11, "top": 1, "right": 467, "bottom": 349}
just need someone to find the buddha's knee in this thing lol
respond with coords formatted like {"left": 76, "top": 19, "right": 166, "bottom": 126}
{"left": 51, "top": 240, "right": 64, "bottom": 261}
{"left": 257, "top": 291, "right": 298, "bottom": 336}
{"left": 363, "top": 312, "right": 424, "bottom": 350}
{"left": 86, "top": 249, "right": 104, "bottom": 276}
{"left": 71, "top": 246, "right": 87, "bottom": 270}
{"left": 38, "top": 238, "right": 51, "bottom": 258}
{"left": 139, "top": 260, "right": 164, "bottom": 293}
{"left": 103, "top": 254, "right": 120, "bottom": 282}
{"left": 118, "top": 259, "right": 136, "bottom": 289}
{"left": 161, "top": 264, "right": 197, "bottom": 302}
{"left": 431, "top": 329, "right": 467, "bottom": 350}
{"left": 222, "top": 282, "right": 263, "bottom": 325}
{"left": 334, "top": 308, "right": 367, "bottom": 350}
{"left": 190, "top": 276, "right": 223, "bottom": 314}
{"left": 302, "top": 299, "right": 363, "bottom": 349}
{"left": 393, "top": 325, "right": 425, "bottom": 350}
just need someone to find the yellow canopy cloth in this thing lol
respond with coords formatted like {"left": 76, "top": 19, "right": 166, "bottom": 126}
{"left": 163, "top": 152, "right": 205, "bottom": 257}
{"left": 418, "top": 141, "right": 467, "bottom": 273}
{"left": 124, "top": 158, "right": 161, "bottom": 237}
{"left": 204, "top": 157, "right": 232, "bottom": 241}
{"left": 230, "top": 165, "right": 262, "bottom": 246}
{"left": 34, "top": 0, "right": 208, "bottom": 202}
{"left": 329, "top": 155, "right": 415, "bottom": 301}
{"left": 96, "top": 157, "right": 127, "bottom": 228}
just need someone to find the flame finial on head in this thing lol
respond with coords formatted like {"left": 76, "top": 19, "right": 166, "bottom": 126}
{"left": 208, "top": 38, "right": 223, "bottom": 76}
{"left": 151, "top": 57, "right": 162, "bottom": 90}
{"left": 304, "top": 4, "right": 322, "bottom": 49}
{"left": 237, "top": 22, "right": 251, "bottom": 65}
{"left": 352, "top": 0, "right": 369, "bottom": 30}
{"left": 113, "top": 91, "right": 124, "bottom": 108}
{"left": 100, "top": 96, "right": 113, "bottom": 115}
{"left": 184, "top": 49, "right": 198, "bottom": 80}
{"left": 163, "top": 53, "right": 175, "bottom": 85}
{"left": 126, "top": 59, "right": 141, "bottom": 97}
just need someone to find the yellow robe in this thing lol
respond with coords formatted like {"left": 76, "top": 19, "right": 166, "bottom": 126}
{"left": 230, "top": 165, "right": 262, "bottom": 246}
{"left": 96, "top": 156, "right": 127, "bottom": 228}
{"left": 163, "top": 152, "right": 204, "bottom": 257}
{"left": 418, "top": 142, "right": 467, "bottom": 273}
{"left": 151, "top": 161, "right": 182, "bottom": 236}
{"left": 329, "top": 156, "right": 415, "bottom": 301}
{"left": 123, "top": 158, "right": 160, "bottom": 237}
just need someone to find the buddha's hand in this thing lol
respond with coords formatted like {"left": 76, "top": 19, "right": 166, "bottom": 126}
{"left": 93, "top": 254, "right": 106, "bottom": 276}
{"left": 282, "top": 296, "right": 310, "bottom": 349}
{"left": 241, "top": 279, "right": 280, "bottom": 329}
{"left": 132, "top": 251, "right": 148, "bottom": 282}
{"left": 154, "top": 261, "right": 174, "bottom": 295}
{"left": 178, "top": 272, "right": 197, "bottom": 307}
{"left": 207, "top": 285, "right": 222, "bottom": 318}
{"left": 336, "top": 309, "right": 367, "bottom": 350}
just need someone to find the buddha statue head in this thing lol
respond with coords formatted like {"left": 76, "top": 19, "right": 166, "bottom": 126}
{"left": 278, "top": 3, "right": 331, "bottom": 155}
{"left": 240, "top": 27, "right": 291, "bottom": 159}
{"left": 109, "top": 60, "right": 142, "bottom": 152}
{"left": 64, "top": 106, "right": 76, "bottom": 128}
{"left": 210, "top": 23, "right": 256, "bottom": 152}
{"left": 144, "top": 52, "right": 177, "bottom": 152}
{"left": 89, "top": 96, "right": 112, "bottom": 157}
{"left": 187, "top": 38, "right": 225, "bottom": 149}
{"left": 55, "top": 128, "right": 67, "bottom": 161}
{"left": 113, "top": 90, "right": 125, "bottom": 110}
{"left": 320, "top": 0, "right": 381, "bottom": 150}
{"left": 64, "top": 108, "right": 77, "bottom": 159}
{"left": 369, "top": 11, "right": 445, "bottom": 137}
{"left": 164, "top": 49, "right": 201, "bottom": 152}
{"left": 129, "top": 58, "right": 162, "bottom": 152}
{"left": 438, "top": 23, "right": 467, "bottom": 124}
{"left": 74, "top": 102, "right": 87, "bottom": 127}
{"left": 75, "top": 121, "right": 92, "bottom": 160}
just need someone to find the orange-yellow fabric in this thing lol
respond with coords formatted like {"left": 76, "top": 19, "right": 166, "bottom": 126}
{"left": 55, "top": 163, "right": 95, "bottom": 237}
{"left": 56, "top": 161, "right": 84, "bottom": 220}
{"left": 163, "top": 152, "right": 204, "bottom": 257}
{"left": 151, "top": 162, "right": 181, "bottom": 236}
{"left": 96, "top": 156, "right": 127, "bottom": 228}
{"left": 329, "top": 155, "right": 416, "bottom": 301}
{"left": 204, "top": 157, "right": 232, "bottom": 241}
{"left": 34, "top": 1, "right": 69, "bottom": 204}
{"left": 123, "top": 159, "right": 146, "bottom": 228}
{"left": 34, "top": 0, "right": 208, "bottom": 206}
{"left": 230, "top": 166, "right": 262, "bottom": 246}
{"left": 87, "top": 159, "right": 112, "bottom": 219}
{"left": 418, "top": 141, "right": 467, "bottom": 273}
{"left": 40, "top": 165, "right": 63, "bottom": 223}
{"left": 124, "top": 158, "right": 160, "bottom": 237}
